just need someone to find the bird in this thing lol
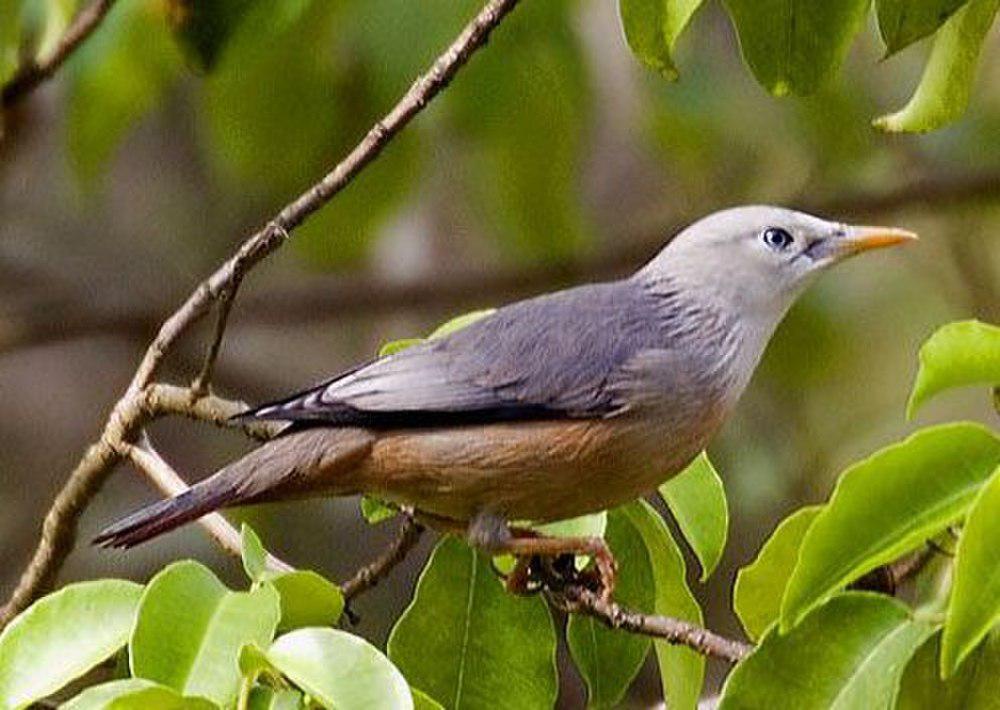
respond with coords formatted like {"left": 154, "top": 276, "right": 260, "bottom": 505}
{"left": 96, "top": 205, "right": 916, "bottom": 597}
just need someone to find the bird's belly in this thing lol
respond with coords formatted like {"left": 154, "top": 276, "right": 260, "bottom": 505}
{"left": 358, "top": 413, "right": 713, "bottom": 523}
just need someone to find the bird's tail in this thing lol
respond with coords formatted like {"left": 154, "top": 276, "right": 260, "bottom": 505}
{"left": 94, "top": 427, "right": 373, "bottom": 549}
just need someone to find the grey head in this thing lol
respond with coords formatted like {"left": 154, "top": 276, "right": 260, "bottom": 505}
{"left": 637, "top": 204, "right": 917, "bottom": 339}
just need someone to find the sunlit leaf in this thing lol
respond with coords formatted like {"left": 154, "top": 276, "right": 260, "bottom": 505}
{"left": 130, "top": 560, "right": 281, "bottom": 706}
{"left": 388, "top": 538, "right": 558, "bottom": 709}
{"left": 266, "top": 628, "right": 412, "bottom": 710}
{"left": 566, "top": 510, "right": 653, "bottom": 708}
{"left": 61, "top": 678, "right": 217, "bottom": 710}
{"left": 0, "top": 580, "right": 142, "bottom": 710}
{"left": 621, "top": 500, "right": 704, "bottom": 710}
{"left": 378, "top": 339, "right": 424, "bottom": 357}
{"left": 246, "top": 686, "right": 306, "bottom": 710}
{"left": 874, "top": 0, "right": 1000, "bottom": 132}
{"left": 720, "top": 593, "right": 934, "bottom": 709}
{"left": 360, "top": 496, "right": 398, "bottom": 524}
{"left": 411, "top": 688, "right": 444, "bottom": 710}
{"left": 617, "top": 0, "right": 706, "bottom": 79}
{"left": 733, "top": 506, "right": 821, "bottom": 641}
{"left": 269, "top": 572, "right": 344, "bottom": 631}
{"left": 876, "top": 0, "right": 971, "bottom": 54}
{"left": 722, "top": 0, "right": 870, "bottom": 95}
{"left": 427, "top": 309, "right": 496, "bottom": 339}
{"left": 941, "top": 465, "right": 1000, "bottom": 676}
{"left": 897, "top": 631, "right": 1000, "bottom": 708}
{"left": 66, "top": 1, "right": 184, "bottom": 185}
{"left": 534, "top": 511, "right": 607, "bottom": 540}
{"left": 781, "top": 423, "right": 1000, "bottom": 630}
{"left": 241, "top": 523, "right": 269, "bottom": 583}
{"left": 659, "top": 451, "right": 728, "bottom": 580}
{"left": 907, "top": 320, "right": 1000, "bottom": 417}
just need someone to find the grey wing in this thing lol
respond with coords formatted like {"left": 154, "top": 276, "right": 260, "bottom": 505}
{"left": 241, "top": 281, "right": 666, "bottom": 428}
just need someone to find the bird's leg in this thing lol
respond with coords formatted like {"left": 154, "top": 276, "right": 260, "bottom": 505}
{"left": 467, "top": 511, "right": 617, "bottom": 601}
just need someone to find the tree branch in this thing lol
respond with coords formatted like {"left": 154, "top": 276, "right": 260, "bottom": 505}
{"left": 0, "top": 0, "right": 522, "bottom": 630}
{"left": 552, "top": 585, "right": 752, "bottom": 664}
{"left": 1, "top": 0, "right": 118, "bottom": 108}
{"left": 341, "top": 515, "right": 425, "bottom": 602}
{"left": 4, "top": 168, "right": 1000, "bottom": 357}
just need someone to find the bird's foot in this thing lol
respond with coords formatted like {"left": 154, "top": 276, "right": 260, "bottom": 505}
{"left": 496, "top": 532, "right": 617, "bottom": 603}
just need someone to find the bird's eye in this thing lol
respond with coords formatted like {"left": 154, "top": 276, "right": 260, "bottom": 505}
{"left": 761, "top": 227, "right": 794, "bottom": 251}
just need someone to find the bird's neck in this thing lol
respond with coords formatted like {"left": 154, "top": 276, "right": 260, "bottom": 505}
{"left": 637, "top": 272, "right": 782, "bottom": 409}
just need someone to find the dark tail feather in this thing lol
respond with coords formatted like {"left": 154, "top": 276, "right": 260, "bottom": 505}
{"left": 94, "top": 481, "right": 238, "bottom": 549}
{"left": 94, "top": 427, "right": 374, "bottom": 549}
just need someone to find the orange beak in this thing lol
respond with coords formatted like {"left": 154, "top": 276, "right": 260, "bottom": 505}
{"left": 833, "top": 225, "right": 919, "bottom": 258}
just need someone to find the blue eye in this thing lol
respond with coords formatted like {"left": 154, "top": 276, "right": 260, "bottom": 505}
{"left": 761, "top": 227, "right": 793, "bottom": 251}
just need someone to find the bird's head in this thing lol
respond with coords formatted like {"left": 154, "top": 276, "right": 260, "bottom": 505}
{"left": 639, "top": 205, "right": 917, "bottom": 328}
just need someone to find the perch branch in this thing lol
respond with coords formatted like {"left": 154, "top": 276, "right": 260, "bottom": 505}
{"left": 341, "top": 515, "right": 425, "bottom": 602}
{"left": 1, "top": 0, "right": 118, "bottom": 108}
{"left": 0, "top": 0, "right": 522, "bottom": 630}
{"left": 553, "top": 585, "right": 752, "bottom": 664}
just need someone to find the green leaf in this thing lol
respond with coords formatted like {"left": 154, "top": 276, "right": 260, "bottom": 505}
{"left": 246, "top": 686, "right": 306, "bottom": 710}
{"left": 566, "top": 510, "right": 653, "bottom": 708}
{"left": 781, "top": 423, "right": 1000, "bottom": 630}
{"left": 269, "top": 572, "right": 344, "bottom": 631}
{"left": 61, "top": 679, "right": 217, "bottom": 710}
{"left": 876, "top": 0, "right": 971, "bottom": 54}
{"left": 534, "top": 511, "right": 607, "bottom": 540}
{"left": 241, "top": 523, "right": 269, "bottom": 583}
{"left": 427, "top": 309, "right": 496, "bottom": 339}
{"left": 721, "top": 0, "right": 870, "bottom": 95}
{"left": 659, "top": 451, "right": 729, "bottom": 580}
{"left": 388, "top": 537, "right": 558, "bottom": 710}
{"left": 733, "top": 506, "right": 822, "bottom": 641}
{"left": 897, "top": 631, "right": 1000, "bottom": 708}
{"left": 66, "top": 1, "right": 184, "bottom": 185}
{"left": 130, "top": 560, "right": 281, "bottom": 707}
{"left": 874, "top": 0, "right": 1000, "bottom": 132}
{"left": 265, "top": 628, "right": 412, "bottom": 710}
{"left": 167, "top": 0, "right": 258, "bottom": 70}
{"left": 907, "top": 320, "right": 1000, "bottom": 417}
{"left": 620, "top": 500, "right": 704, "bottom": 710}
{"left": 411, "top": 688, "right": 445, "bottom": 710}
{"left": 720, "top": 593, "right": 935, "bottom": 709}
{"left": 378, "top": 339, "right": 424, "bottom": 357}
{"left": 0, "top": 0, "right": 26, "bottom": 83}
{"left": 360, "top": 496, "right": 398, "bottom": 524}
{"left": 942, "top": 464, "right": 1000, "bottom": 676}
{"left": 0, "top": 579, "right": 142, "bottom": 709}
{"left": 617, "top": 0, "right": 706, "bottom": 79}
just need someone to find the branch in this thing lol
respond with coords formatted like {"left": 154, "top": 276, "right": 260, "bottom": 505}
{"left": 342, "top": 515, "right": 425, "bottom": 602}
{"left": 1, "top": 0, "right": 118, "bottom": 108}
{"left": 553, "top": 585, "right": 752, "bottom": 664}
{"left": 0, "top": 0, "right": 522, "bottom": 630}
{"left": 4, "top": 168, "right": 1000, "bottom": 356}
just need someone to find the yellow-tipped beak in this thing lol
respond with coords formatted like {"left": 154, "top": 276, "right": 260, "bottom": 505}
{"left": 837, "top": 225, "right": 919, "bottom": 257}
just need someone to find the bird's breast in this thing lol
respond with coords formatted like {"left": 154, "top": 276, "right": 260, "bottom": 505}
{"left": 356, "top": 402, "right": 727, "bottom": 523}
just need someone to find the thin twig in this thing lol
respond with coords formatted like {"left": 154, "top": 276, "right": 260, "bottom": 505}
{"left": 121, "top": 435, "right": 293, "bottom": 573}
{"left": 553, "top": 585, "right": 752, "bottom": 664}
{"left": 0, "top": 0, "right": 521, "bottom": 630}
{"left": 342, "top": 515, "right": 425, "bottom": 602}
{"left": 1, "top": 0, "right": 118, "bottom": 108}
{"left": 4, "top": 168, "right": 1000, "bottom": 357}
{"left": 144, "top": 383, "right": 282, "bottom": 441}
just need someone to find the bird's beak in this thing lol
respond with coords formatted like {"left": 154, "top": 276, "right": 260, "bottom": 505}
{"left": 830, "top": 225, "right": 919, "bottom": 260}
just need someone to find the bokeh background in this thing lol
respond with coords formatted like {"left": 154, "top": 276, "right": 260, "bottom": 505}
{"left": 2, "top": 0, "right": 999, "bottom": 705}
